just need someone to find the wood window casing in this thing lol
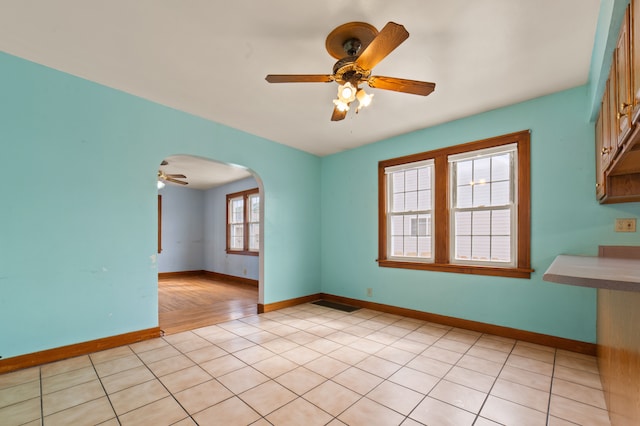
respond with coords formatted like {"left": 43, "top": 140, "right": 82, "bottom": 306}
{"left": 158, "top": 194, "right": 162, "bottom": 254}
{"left": 226, "top": 188, "right": 260, "bottom": 256}
{"left": 378, "top": 130, "right": 533, "bottom": 279}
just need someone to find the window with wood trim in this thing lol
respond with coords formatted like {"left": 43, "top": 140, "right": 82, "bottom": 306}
{"left": 386, "top": 160, "right": 434, "bottom": 261}
{"left": 226, "top": 188, "right": 260, "bottom": 255}
{"left": 378, "top": 130, "right": 532, "bottom": 279}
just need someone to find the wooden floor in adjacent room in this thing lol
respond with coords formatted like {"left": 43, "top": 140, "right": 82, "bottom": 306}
{"left": 158, "top": 274, "right": 258, "bottom": 335}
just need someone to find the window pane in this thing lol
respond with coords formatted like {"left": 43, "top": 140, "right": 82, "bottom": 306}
{"left": 473, "top": 183, "right": 490, "bottom": 207}
{"left": 405, "top": 191, "right": 418, "bottom": 211}
{"left": 392, "top": 171, "right": 405, "bottom": 193}
{"left": 472, "top": 210, "right": 491, "bottom": 235}
{"left": 404, "top": 215, "right": 415, "bottom": 235}
{"left": 391, "top": 236, "right": 404, "bottom": 256}
{"left": 249, "top": 195, "right": 260, "bottom": 222}
{"left": 418, "top": 236, "right": 432, "bottom": 257}
{"left": 418, "top": 189, "right": 431, "bottom": 210}
{"left": 491, "top": 236, "right": 511, "bottom": 262}
{"left": 249, "top": 223, "right": 259, "bottom": 250}
{"left": 473, "top": 157, "right": 491, "bottom": 183}
{"left": 492, "top": 154, "right": 511, "bottom": 181}
{"left": 417, "top": 214, "right": 430, "bottom": 236}
{"left": 231, "top": 198, "right": 244, "bottom": 223}
{"left": 391, "top": 215, "right": 403, "bottom": 236}
{"left": 230, "top": 224, "right": 244, "bottom": 250}
{"left": 472, "top": 236, "right": 491, "bottom": 261}
{"left": 491, "top": 209, "right": 511, "bottom": 235}
{"left": 457, "top": 185, "right": 472, "bottom": 208}
{"left": 405, "top": 169, "right": 418, "bottom": 192}
{"left": 404, "top": 236, "right": 417, "bottom": 257}
{"left": 491, "top": 181, "right": 510, "bottom": 206}
{"left": 457, "top": 160, "right": 472, "bottom": 187}
{"left": 418, "top": 167, "right": 431, "bottom": 190}
{"left": 392, "top": 193, "right": 405, "bottom": 212}
{"left": 455, "top": 211, "right": 472, "bottom": 235}
{"left": 456, "top": 236, "right": 471, "bottom": 260}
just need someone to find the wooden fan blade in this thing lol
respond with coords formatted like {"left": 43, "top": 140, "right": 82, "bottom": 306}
{"left": 166, "top": 177, "right": 188, "bottom": 185}
{"left": 331, "top": 106, "right": 347, "bottom": 121}
{"left": 265, "top": 74, "right": 334, "bottom": 83}
{"left": 355, "top": 22, "right": 409, "bottom": 70}
{"left": 166, "top": 173, "right": 186, "bottom": 179}
{"left": 368, "top": 76, "right": 435, "bottom": 96}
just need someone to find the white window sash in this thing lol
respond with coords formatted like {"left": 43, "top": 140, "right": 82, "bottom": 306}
{"left": 386, "top": 160, "right": 434, "bottom": 262}
{"left": 449, "top": 145, "right": 517, "bottom": 267}
{"left": 247, "top": 193, "right": 260, "bottom": 252}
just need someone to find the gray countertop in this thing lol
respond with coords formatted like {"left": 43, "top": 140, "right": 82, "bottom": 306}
{"left": 543, "top": 255, "right": 640, "bottom": 292}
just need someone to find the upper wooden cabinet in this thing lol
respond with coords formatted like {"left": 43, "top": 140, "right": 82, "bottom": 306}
{"left": 615, "top": 10, "right": 632, "bottom": 145}
{"left": 596, "top": 1, "right": 640, "bottom": 204}
{"left": 632, "top": 0, "right": 640, "bottom": 124}
{"left": 596, "top": 97, "right": 606, "bottom": 200}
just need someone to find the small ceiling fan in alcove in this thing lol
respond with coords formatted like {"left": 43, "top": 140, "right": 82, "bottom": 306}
{"left": 265, "top": 21, "right": 436, "bottom": 121}
{"left": 157, "top": 160, "right": 188, "bottom": 189}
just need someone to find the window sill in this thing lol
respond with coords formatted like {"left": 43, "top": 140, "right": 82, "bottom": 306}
{"left": 226, "top": 250, "right": 259, "bottom": 256}
{"left": 377, "top": 259, "right": 533, "bottom": 279}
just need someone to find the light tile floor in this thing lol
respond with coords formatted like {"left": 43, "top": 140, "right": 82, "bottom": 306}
{"left": 0, "top": 303, "right": 611, "bottom": 425}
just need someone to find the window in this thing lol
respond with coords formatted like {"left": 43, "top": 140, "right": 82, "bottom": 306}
{"left": 378, "top": 130, "right": 532, "bottom": 278}
{"left": 450, "top": 144, "right": 516, "bottom": 266}
{"left": 226, "top": 188, "right": 260, "bottom": 255}
{"left": 386, "top": 160, "right": 434, "bottom": 261}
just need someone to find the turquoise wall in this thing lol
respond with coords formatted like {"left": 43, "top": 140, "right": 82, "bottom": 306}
{"left": 0, "top": 52, "right": 321, "bottom": 359}
{"left": 320, "top": 85, "right": 640, "bottom": 343}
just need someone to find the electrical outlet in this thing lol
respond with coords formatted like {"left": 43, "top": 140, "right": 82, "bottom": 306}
{"left": 366, "top": 288, "right": 373, "bottom": 297}
{"left": 615, "top": 218, "right": 636, "bottom": 232}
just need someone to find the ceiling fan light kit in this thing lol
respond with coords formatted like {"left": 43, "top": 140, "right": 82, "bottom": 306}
{"left": 265, "top": 21, "right": 435, "bottom": 121}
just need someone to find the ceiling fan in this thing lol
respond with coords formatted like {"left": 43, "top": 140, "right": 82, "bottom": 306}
{"left": 265, "top": 21, "right": 435, "bottom": 121}
{"left": 158, "top": 160, "right": 188, "bottom": 186}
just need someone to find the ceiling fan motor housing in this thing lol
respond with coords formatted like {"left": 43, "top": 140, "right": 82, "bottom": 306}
{"left": 332, "top": 57, "right": 370, "bottom": 85}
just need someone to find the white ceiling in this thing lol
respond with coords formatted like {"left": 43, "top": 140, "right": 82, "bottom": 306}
{"left": 160, "top": 155, "right": 251, "bottom": 190}
{"left": 0, "top": 0, "right": 601, "bottom": 186}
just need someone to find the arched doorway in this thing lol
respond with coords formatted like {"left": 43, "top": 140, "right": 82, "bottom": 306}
{"left": 156, "top": 155, "right": 263, "bottom": 335}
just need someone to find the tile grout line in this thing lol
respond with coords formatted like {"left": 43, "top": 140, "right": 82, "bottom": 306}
{"left": 244, "top": 308, "right": 413, "bottom": 423}
{"left": 402, "top": 327, "right": 466, "bottom": 423}
{"left": 140, "top": 339, "right": 214, "bottom": 421}
{"left": 545, "top": 349, "right": 558, "bottom": 426}
{"left": 468, "top": 333, "right": 515, "bottom": 426}
{"left": 88, "top": 353, "right": 122, "bottom": 425}
{"left": 236, "top": 308, "right": 369, "bottom": 423}
{"left": 39, "top": 366, "right": 44, "bottom": 425}
{"left": 38, "top": 361, "right": 110, "bottom": 421}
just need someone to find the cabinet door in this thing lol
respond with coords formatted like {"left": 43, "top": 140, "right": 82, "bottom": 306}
{"left": 596, "top": 105, "right": 606, "bottom": 200}
{"left": 616, "top": 7, "right": 633, "bottom": 145}
{"left": 603, "top": 76, "right": 616, "bottom": 171}
{"left": 632, "top": 0, "right": 640, "bottom": 123}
